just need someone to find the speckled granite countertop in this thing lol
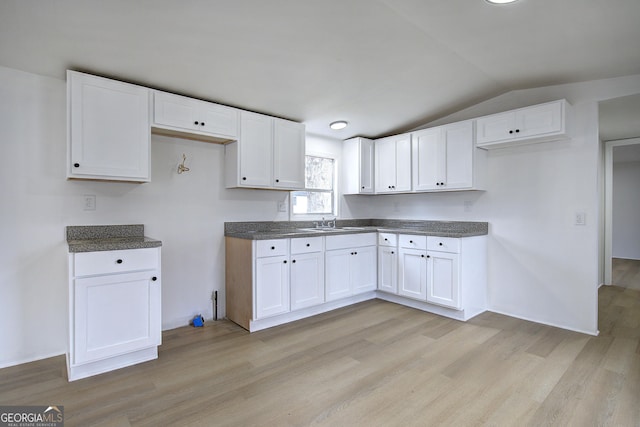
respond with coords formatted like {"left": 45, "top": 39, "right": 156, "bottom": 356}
{"left": 67, "top": 225, "right": 162, "bottom": 253}
{"left": 225, "top": 219, "right": 488, "bottom": 240}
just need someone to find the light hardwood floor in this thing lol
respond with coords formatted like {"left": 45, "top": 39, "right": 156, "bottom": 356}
{"left": 1, "top": 287, "right": 639, "bottom": 426}
{"left": 613, "top": 258, "right": 640, "bottom": 291}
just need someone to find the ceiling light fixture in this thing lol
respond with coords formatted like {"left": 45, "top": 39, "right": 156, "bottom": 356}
{"left": 485, "top": 0, "right": 519, "bottom": 4}
{"left": 329, "top": 120, "right": 348, "bottom": 130}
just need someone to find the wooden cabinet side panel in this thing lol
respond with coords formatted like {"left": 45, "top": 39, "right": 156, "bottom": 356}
{"left": 225, "top": 237, "right": 253, "bottom": 330}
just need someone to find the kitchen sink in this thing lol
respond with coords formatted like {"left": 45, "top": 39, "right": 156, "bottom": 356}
{"left": 297, "top": 226, "right": 366, "bottom": 232}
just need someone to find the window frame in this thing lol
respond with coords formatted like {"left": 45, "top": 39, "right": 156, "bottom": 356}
{"left": 290, "top": 153, "right": 338, "bottom": 220}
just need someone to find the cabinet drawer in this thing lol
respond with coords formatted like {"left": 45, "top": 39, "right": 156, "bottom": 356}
{"left": 427, "top": 236, "right": 460, "bottom": 253}
{"left": 256, "top": 239, "right": 288, "bottom": 257}
{"left": 325, "top": 233, "right": 376, "bottom": 250}
{"left": 399, "top": 235, "right": 427, "bottom": 250}
{"left": 291, "top": 236, "right": 323, "bottom": 254}
{"left": 74, "top": 248, "right": 159, "bottom": 277}
{"left": 378, "top": 233, "right": 397, "bottom": 247}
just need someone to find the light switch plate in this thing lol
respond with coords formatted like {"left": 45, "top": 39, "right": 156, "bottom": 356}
{"left": 574, "top": 211, "right": 586, "bottom": 226}
{"left": 83, "top": 194, "right": 96, "bottom": 211}
{"left": 277, "top": 201, "right": 287, "bottom": 213}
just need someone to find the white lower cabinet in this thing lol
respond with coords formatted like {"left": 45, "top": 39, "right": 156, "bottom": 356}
{"left": 255, "top": 255, "right": 290, "bottom": 319}
{"left": 378, "top": 232, "right": 398, "bottom": 294}
{"left": 68, "top": 247, "right": 161, "bottom": 381}
{"left": 427, "top": 251, "right": 460, "bottom": 309}
{"left": 290, "top": 244, "right": 325, "bottom": 311}
{"left": 325, "top": 234, "right": 377, "bottom": 302}
{"left": 379, "top": 233, "right": 486, "bottom": 317}
{"left": 398, "top": 248, "right": 428, "bottom": 300}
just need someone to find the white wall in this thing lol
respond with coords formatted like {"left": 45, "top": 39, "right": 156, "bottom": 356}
{"left": 344, "top": 74, "right": 640, "bottom": 334}
{"left": 612, "top": 160, "right": 640, "bottom": 259}
{"left": 0, "top": 65, "right": 342, "bottom": 368}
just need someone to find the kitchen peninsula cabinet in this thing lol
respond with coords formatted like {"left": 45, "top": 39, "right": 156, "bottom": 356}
{"left": 67, "top": 71, "right": 151, "bottom": 182}
{"left": 225, "top": 111, "right": 305, "bottom": 190}
{"left": 225, "top": 220, "right": 487, "bottom": 331}
{"left": 475, "top": 99, "right": 571, "bottom": 148}
{"left": 152, "top": 91, "right": 239, "bottom": 142}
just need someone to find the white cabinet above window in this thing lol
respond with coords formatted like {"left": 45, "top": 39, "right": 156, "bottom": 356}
{"left": 152, "top": 91, "right": 239, "bottom": 143}
{"left": 225, "top": 111, "right": 305, "bottom": 190}
{"left": 475, "top": 99, "right": 571, "bottom": 149}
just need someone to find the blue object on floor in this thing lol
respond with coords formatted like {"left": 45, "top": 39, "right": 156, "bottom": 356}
{"left": 192, "top": 314, "right": 204, "bottom": 327}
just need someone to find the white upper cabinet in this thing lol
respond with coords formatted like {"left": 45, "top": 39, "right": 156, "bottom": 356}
{"left": 152, "top": 91, "right": 238, "bottom": 141}
{"left": 226, "top": 112, "right": 305, "bottom": 190}
{"left": 412, "top": 120, "right": 483, "bottom": 191}
{"left": 67, "top": 71, "right": 151, "bottom": 182}
{"left": 273, "top": 119, "right": 305, "bottom": 190}
{"left": 375, "top": 133, "right": 411, "bottom": 193}
{"left": 342, "top": 137, "right": 375, "bottom": 194}
{"left": 476, "top": 99, "right": 571, "bottom": 149}
{"left": 238, "top": 111, "right": 273, "bottom": 188}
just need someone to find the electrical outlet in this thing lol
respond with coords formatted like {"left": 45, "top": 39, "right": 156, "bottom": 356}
{"left": 83, "top": 194, "right": 96, "bottom": 211}
{"left": 574, "top": 211, "right": 586, "bottom": 226}
{"left": 278, "top": 201, "right": 287, "bottom": 213}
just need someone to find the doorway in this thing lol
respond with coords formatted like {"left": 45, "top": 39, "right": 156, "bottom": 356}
{"left": 603, "top": 138, "right": 640, "bottom": 286}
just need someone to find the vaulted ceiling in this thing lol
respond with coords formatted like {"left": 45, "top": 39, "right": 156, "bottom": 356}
{"left": 1, "top": 0, "right": 639, "bottom": 139}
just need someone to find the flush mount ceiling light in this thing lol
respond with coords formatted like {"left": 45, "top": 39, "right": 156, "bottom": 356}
{"left": 485, "top": 0, "right": 519, "bottom": 3}
{"left": 329, "top": 120, "right": 348, "bottom": 130}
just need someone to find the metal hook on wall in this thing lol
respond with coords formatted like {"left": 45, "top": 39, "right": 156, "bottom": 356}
{"left": 177, "top": 153, "right": 190, "bottom": 174}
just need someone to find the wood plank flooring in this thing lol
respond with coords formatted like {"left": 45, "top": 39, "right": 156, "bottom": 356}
{"left": 613, "top": 258, "right": 640, "bottom": 291}
{"left": 1, "top": 286, "right": 639, "bottom": 426}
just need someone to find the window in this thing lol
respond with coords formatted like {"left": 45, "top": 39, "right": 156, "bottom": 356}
{"left": 291, "top": 155, "right": 335, "bottom": 216}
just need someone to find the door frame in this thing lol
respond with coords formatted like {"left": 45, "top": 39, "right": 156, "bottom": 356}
{"left": 602, "top": 137, "right": 640, "bottom": 285}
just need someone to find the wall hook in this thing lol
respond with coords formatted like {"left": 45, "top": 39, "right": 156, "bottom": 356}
{"left": 177, "top": 153, "right": 190, "bottom": 174}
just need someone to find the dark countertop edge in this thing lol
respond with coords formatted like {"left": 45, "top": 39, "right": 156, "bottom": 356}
{"left": 225, "top": 227, "right": 487, "bottom": 240}
{"left": 68, "top": 237, "right": 162, "bottom": 253}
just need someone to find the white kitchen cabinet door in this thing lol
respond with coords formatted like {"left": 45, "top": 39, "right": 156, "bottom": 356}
{"left": 375, "top": 134, "right": 411, "bottom": 193}
{"left": 199, "top": 102, "right": 239, "bottom": 138}
{"left": 153, "top": 91, "right": 239, "bottom": 139}
{"left": 398, "top": 248, "right": 427, "bottom": 300}
{"left": 73, "top": 271, "right": 160, "bottom": 365}
{"left": 412, "top": 121, "right": 473, "bottom": 191}
{"left": 238, "top": 111, "right": 273, "bottom": 188}
{"left": 273, "top": 119, "right": 305, "bottom": 189}
{"left": 475, "top": 111, "right": 515, "bottom": 145}
{"left": 290, "top": 251, "right": 325, "bottom": 310}
{"left": 375, "top": 137, "right": 397, "bottom": 193}
{"left": 476, "top": 100, "right": 569, "bottom": 148}
{"left": 68, "top": 71, "right": 150, "bottom": 182}
{"left": 343, "top": 137, "right": 375, "bottom": 194}
{"left": 412, "top": 127, "right": 441, "bottom": 191}
{"left": 255, "top": 255, "right": 290, "bottom": 319}
{"left": 516, "top": 101, "right": 563, "bottom": 139}
{"left": 351, "top": 245, "right": 377, "bottom": 294}
{"left": 378, "top": 246, "right": 398, "bottom": 294}
{"left": 442, "top": 121, "right": 474, "bottom": 189}
{"left": 427, "top": 251, "right": 460, "bottom": 309}
{"left": 325, "top": 249, "right": 352, "bottom": 302}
